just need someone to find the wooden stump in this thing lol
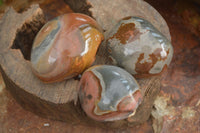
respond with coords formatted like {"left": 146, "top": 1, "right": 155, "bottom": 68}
{"left": 0, "top": 0, "right": 171, "bottom": 130}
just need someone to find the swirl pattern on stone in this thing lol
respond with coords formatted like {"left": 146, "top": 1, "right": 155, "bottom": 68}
{"left": 107, "top": 16, "right": 173, "bottom": 78}
{"left": 31, "top": 13, "right": 104, "bottom": 83}
{"left": 79, "top": 65, "right": 142, "bottom": 121}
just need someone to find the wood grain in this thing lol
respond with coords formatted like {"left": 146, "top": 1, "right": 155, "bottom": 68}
{"left": 0, "top": 0, "right": 170, "bottom": 129}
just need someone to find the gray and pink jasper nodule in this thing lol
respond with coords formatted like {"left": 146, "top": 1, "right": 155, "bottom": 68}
{"left": 30, "top": 13, "right": 104, "bottom": 83}
{"left": 79, "top": 65, "right": 143, "bottom": 121}
{"left": 107, "top": 17, "right": 173, "bottom": 78}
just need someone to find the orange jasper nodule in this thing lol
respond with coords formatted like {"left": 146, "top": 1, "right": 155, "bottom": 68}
{"left": 79, "top": 65, "right": 143, "bottom": 121}
{"left": 31, "top": 13, "right": 104, "bottom": 83}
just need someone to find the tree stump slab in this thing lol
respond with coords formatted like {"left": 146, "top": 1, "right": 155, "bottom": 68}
{"left": 0, "top": 0, "right": 171, "bottom": 129}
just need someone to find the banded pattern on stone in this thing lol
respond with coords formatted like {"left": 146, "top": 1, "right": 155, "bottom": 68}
{"left": 31, "top": 13, "right": 104, "bottom": 83}
{"left": 79, "top": 65, "right": 142, "bottom": 121}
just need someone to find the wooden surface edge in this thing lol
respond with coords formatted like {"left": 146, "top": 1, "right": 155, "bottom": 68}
{"left": 0, "top": 0, "right": 166, "bottom": 129}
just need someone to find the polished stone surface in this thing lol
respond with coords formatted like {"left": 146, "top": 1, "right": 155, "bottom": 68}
{"left": 31, "top": 13, "right": 104, "bottom": 83}
{"left": 79, "top": 65, "right": 142, "bottom": 121}
{"left": 1, "top": 0, "right": 200, "bottom": 132}
{"left": 107, "top": 17, "right": 173, "bottom": 78}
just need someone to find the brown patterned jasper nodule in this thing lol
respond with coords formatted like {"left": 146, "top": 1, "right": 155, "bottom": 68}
{"left": 79, "top": 65, "right": 143, "bottom": 121}
{"left": 31, "top": 13, "right": 104, "bottom": 83}
{"left": 106, "top": 16, "right": 173, "bottom": 78}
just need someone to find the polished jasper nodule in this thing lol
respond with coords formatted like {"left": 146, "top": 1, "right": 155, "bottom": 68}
{"left": 106, "top": 16, "right": 173, "bottom": 78}
{"left": 31, "top": 13, "right": 104, "bottom": 83}
{"left": 79, "top": 65, "right": 143, "bottom": 121}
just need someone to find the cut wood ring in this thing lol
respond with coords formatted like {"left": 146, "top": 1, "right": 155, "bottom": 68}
{"left": 0, "top": 0, "right": 171, "bottom": 129}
